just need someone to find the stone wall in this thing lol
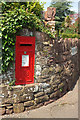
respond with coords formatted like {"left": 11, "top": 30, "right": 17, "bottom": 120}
{"left": 35, "top": 33, "right": 79, "bottom": 91}
{"left": 0, "top": 29, "right": 79, "bottom": 115}
{"left": 0, "top": 79, "right": 72, "bottom": 115}
{"left": 0, "top": 67, "right": 15, "bottom": 85}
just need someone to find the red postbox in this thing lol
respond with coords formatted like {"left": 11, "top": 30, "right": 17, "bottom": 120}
{"left": 15, "top": 36, "right": 35, "bottom": 85}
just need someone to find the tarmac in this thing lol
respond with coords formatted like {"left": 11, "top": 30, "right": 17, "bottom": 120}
{"left": 0, "top": 77, "right": 80, "bottom": 119}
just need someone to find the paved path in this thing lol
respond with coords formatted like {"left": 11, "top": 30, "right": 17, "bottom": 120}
{"left": 1, "top": 78, "right": 79, "bottom": 119}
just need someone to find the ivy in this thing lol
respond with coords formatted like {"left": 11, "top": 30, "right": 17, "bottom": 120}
{"left": 1, "top": 2, "right": 55, "bottom": 72}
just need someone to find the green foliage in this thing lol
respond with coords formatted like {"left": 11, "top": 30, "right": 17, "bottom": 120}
{"left": 50, "top": 0, "right": 75, "bottom": 34}
{"left": 61, "top": 15, "right": 78, "bottom": 34}
{"left": 9, "top": 79, "right": 15, "bottom": 86}
{"left": 59, "top": 88, "right": 63, "bottom": 92}
{"left": 8, "top": 86, "right": 13, "bottom": 91}
{"left": 60, "top": 27, "right": 75, "bottom": 34}
{"left": 2, "top": 2, "right": 44, "bottom": 19}
{"left": 34, "top": 75, "right": 37, "bottom": 82}
{"left": 62, "top": 33, "right": 80, "bottom": 39}
{"left": 1, "top": 2, "right": 55, "bottom": 72}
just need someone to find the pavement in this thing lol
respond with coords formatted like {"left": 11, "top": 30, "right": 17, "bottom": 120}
{"left": 0, "top": 77, "right": 80, "bottom": 119}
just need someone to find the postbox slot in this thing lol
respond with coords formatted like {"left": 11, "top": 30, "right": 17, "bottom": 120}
{"left": 20, "top": 44, "right": 32, "bottom": 46}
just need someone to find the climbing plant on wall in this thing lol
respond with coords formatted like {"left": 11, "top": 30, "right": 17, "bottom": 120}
{"left": 1, "top": 1, "right": 55, "bottom": 72}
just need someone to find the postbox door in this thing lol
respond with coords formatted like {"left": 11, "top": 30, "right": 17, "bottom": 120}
{"left": 15, "top": 36, "right": 35, "bottom": 85}
{"left": 15, "top": 51, "right": 34, "bottom": 85}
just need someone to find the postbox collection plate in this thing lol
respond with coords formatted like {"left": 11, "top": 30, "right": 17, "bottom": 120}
{"left": 15, "top": 36, "right": 35, "bottom": 85}
{"left": 22, "top": 55, "right": 29, "bottom": 67}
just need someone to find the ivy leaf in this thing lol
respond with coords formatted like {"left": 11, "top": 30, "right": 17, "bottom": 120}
{"left": 4, "top": 35, "right": 8, "bottom": 39}
{"left": 5, "top": 48, "right": 8, "bottom": 51}
{"left": 0, "top": 32, "right": 2, "bottom": 37}
{"left": 10, "top": 52, "right": 13, "bottom": 56}
{"left": 1, "top": 27, "right": 5, "bottom": 31}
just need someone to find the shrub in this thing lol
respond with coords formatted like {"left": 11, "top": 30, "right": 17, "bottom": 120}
{"left": 62, "top": 33, "right": 80, "bottom": 39}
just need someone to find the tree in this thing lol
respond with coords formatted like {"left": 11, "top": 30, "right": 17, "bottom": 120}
{"left": 50, "top": 0, "right": 75, "bottom": 34}
{"left": 65, "top": 16, "right": 71, "bottom": 28}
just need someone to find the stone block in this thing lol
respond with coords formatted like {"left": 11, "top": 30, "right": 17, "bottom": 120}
{"left": 35, "top": 103, "right": 43, "bottom": 108}
{"left": 40, "top": 75, "right": 49, "bottom": 79}
{"left": 50, "top": 90, "right": 61, "bottom": 99}
{"left": 42, "top": 68, "right": 49, "bottom": 76}
{"left": 0, "top": 107, "right": 5, "bottom": 115}
{"left": 36, "top": 65, "right": 42, "bottom": 74}
{"left": 35, "top": 95, "right": 49, "bottom": 104}
{"left": 24, "top": 100, "right": 34, "bottom": 107}
{"left": 35, "top": 31, "right": 45, "bottom": 42}
{"left": 6, "top": 109, "right": 13, "bottom": 114}
{"left": 33, "top": 85, "right": 39, "bottom": 92}
{"left": 24, "top": 85, "right": 35, "bottom": 94}
{"left": 53, "top": 79, "right": 61, "bottom": 85}
{"left": 47, "top": 7, "right": 53, "bottom": 18}
{"left": 38, "top": 78, "right": 50, "bottom": 83}
{"left": 64, "top": 67, "right": 71, "bottom": 75}
{"left": 39, "top": 83, "right": 50, "bottom": 89}
{"left": 53, "top": 87, "right": 58, "bottom": 92}
{"left": 6, "top": 106, "right": 13, "bottom": 109}
{"left": 47, "top": 21, "right": 55, "bottom": 26}
{"left": 51, "top": 75, "right": 56, "bottom": 82}
{"left": 13, "top": 85, "right": 24, "bottom": 91}
{"left": 13, "top": 96, "right": 21, "bottom": 103}
{"left": 34, "top": 92, "right": 44, "bottom": 98}
{"left": 45, "top": 18, "right": 51, "bottom": 21}
{"left": 13, "top": 103, "right": 24, "bottom": 113}
{"left": 0, "top": 85, "right": 8, "bottom": 98}
{"left": 13, "top": 93, "right": 34, "bottom": 103}
{"left": 49, "top": 67, "right": 54, "bottom": 72}
{"left": 55, "top": 66, "right": 63, "bottom": 73}
{"left": 51, "top": 84, "right": 57, "bottom": 89}
{"left": 44, "top": 99, "right": 54, "bottom": 106}
{"left": 25, "top": 106, "right": 35, "bottom": 111}
{"left": 37, "top": 43, "right": 43, "bottom": 51}
{"left": 58, "top": 81, "right": 66, "bottom": 89}
{"left": 63, "top": 85, "right": 68, "bottom": 93}
{"left": 19, "top": 96, "right": 29, "bottom": 102}
{"left": 43, "top": 41, "right": 50, "bottom": 45}
{"left": 50, "top": 77, "right": 58, "bottom": 84}
{"left": 26, "top": 93, "right": 34, "bottom": 100}
{"left": 38, "top": 83, "right": 50, "bottom": 92}
{"left": 0, "top": 104, "right": 6, "bottom": 108}
{"left": 12, "top": 90, "right": 23, "bottom": 97}
{"left": 2, "top": 97, "right": 14, "bottom": 104}
{"left": 44, "top": 11, "right": 47, "bottom": 19}
{"left": 8, "top": 91, "right": 13, "bottom": 97}
{"left": 44, "top": 88, "right": 52, "bottom": 94}
{"left": 1, "top": 104, "right": 11, "bottom": 108}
